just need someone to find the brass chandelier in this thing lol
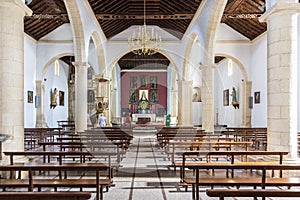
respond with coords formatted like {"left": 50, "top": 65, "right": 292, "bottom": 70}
{"left": 128, "top": 0, "right": 161, "bottom": 55}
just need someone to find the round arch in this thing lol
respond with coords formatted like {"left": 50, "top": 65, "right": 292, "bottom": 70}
{"left": 107, "top": 49, "right": 180, "bottom": 79}
{"left": 90, "top": 31, "right": 106, "bottom": 75}
{"left": 215, "top": 53, "right": 249, "bottom": 82}
{"left": 40, "top": 53, "right": 73, "bottom": 80}
{"left": 204, "top": 0, "right": 228, "bottom": 64}
{"left": 64, "top": 0, "right": 86, "bottom": 62}
{"left": 182, "top": 33, "right": 199, "bottom": 80}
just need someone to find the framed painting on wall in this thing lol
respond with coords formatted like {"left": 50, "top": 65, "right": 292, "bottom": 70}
{"left": 129, "top": 89, "right": 138, "bottom": 104}
{"left": 254, "top": 91, "right": 260, "bottom": 104}
{"left": 150, "top": 90, "right": 158, "bottom": 104}
{"left": 88, "top": 90, "right": 95, "bottom": 103}
{"left": 59, "top": 90, "right": 64, "bottom": 106}
{"left": 223, "top": 89, "right": 229, "bottom": 106}
{"left": 27, "top": 91, "right": 33, "bottom": 103}
{"left": 140, "top": 75, "right": 147, "bottom": 88}
{"left": 130, "top": 76, "right": 138, "bottom": 88}
{"left": 150, "top": 76, "right": 157, "bottom": 88}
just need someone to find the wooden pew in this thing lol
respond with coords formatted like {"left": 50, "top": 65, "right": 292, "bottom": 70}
{"left": 57, "top": 120, "right": 75, "bottom": 131}
{"left": 206, "top": 189, "right": 300, "bottom": 200}
{"left": 4, "top": 151, "right": 117, "bottom": 180}
{"left": 169, "top": 141, "right": 253, "bottom": 163}
{"left": 0, "top": 192, "right": 91, "bottom": 200}
{"left": 0, "top": 163, "right": 112, "bottom": 200}
{"left": 24, "top": 128, "right": 63, "bottom": 150}
{"left": 179, "top": 151, "right": 288, "bottom": 180}
{"left": 38, "top": 141, "right": 124, "bottom": 165}
{"left": 183, "top": 164, "right": 300, "bottom": 200}
{"left": 224, "top": 127, "right": 267, "bottom": 150}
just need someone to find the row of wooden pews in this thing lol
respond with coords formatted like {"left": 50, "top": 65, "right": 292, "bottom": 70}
{"left": 164, "top": 126, "right": 300, "bottom": 200}
{"left": 187, "top": 164, "right": 300, "bottom": 200}
{"left": 156, "top": 126, "right": 254, "bottom": 166}
{"left": 0, "top": 164, "right": 111, "bottom": 200}
{"left": 222, "top": 127, "right": 267, "bottom": 150}
{"left": 4, "top": 126, "right": 134, "bottom": 200}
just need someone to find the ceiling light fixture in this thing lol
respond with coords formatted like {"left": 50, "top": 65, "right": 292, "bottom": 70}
{"left": 128, "top": 0, "right": 161, "bottom": 55}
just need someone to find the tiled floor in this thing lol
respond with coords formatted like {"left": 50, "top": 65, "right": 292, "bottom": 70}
{"left": 104, "top": 136, "right": 300, "bottom": 200}
{"left": 9, "top": 133, "right": 300, "bottom": 200}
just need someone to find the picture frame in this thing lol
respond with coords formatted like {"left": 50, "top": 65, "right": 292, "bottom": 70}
{"left": 130, "top": 76, "right": 138, "bottom": 88}
{"left": 129, "top": 89, "right": 138, "bottom": 104}
{"left": 150, "top": 89, "right": 158, "bottom": 104}
{"left": 140, "top": 75, "right": 147, "bottom": 88}
{"left": 150, "top": 76, "right": 157, "bottom": 89}
{"left": 59, "top": 90, "right": 64, "bottom": 106}
{"left": 254, "top": 91, "right": 260, "bottom": 104}
{"left": 223, "top": 89, "right": 229, "bottom": 106}
{"left": 88, "top": 90, "right": 95, "bottom": 103}
{"left": 27, "top": 91, "right": 33, "bottom": 103}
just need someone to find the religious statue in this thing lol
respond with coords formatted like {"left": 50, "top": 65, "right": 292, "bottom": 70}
{"left": 231, "top": 87, "right": 239, "bottom": 109}
{"left": 50, "top": 88, "right": 58, "bottom": 109}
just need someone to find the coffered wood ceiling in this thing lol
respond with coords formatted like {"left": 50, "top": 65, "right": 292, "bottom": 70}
{"left": 24, "top": 0, "right": 269, "bottom": 68}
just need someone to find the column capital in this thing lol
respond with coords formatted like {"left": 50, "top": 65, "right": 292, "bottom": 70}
{"left": 72, "top": 61, "right": 90, "bottom": 68}
{"left": 94, "top": 74, "right": 110, "bottom": 82}
{"left": 177, "top": 80, "right": 193, "bottom": 86}
{"left": 0, "top": 0, "right": 32, "bottom": 16}
{"left": 200, "top": 63, "right": 217, "bottom": 69}
{"left": 260, "top": 2, "right": 300, "bottom": 22}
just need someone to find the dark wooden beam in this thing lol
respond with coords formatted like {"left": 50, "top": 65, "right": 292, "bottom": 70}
{"left": 222, "top": 13, "right": 262, "bottom": 19}
{"left": 225, "top": 0, "right": 245, "bottom": 12}
{"left": 96, "top": 14, "right": 194, "bottom": 20}
{"left": 25, "top": 14, "right": 69, "bottom": 23}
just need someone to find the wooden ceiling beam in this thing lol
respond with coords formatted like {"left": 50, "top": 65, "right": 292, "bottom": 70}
{"left": 225, "top": 0, "right": 245, "bottom": 12}
{"left": 96, "top": 14, "right": 194, "bottom": 20}
{"left": 25, "top": 14, "right": 69, "bottom": 23}
{"left": 222, "top": 13, "right": 262, "bottom": 19}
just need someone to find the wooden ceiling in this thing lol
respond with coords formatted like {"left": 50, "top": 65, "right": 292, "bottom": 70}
{"left": 118, "top": 52, "right": 170, "bottom": 70}
{"left": 24, "top": 0, "right": 68, "bottom": 40}
{"left": 24, "top": 0, "right": 268, "bottom": 68}
{"left": 221, "top": 0, "right": 266, "bottom": 40}
{"left": 88, "top": 0, "right": 202, "bottom": 40}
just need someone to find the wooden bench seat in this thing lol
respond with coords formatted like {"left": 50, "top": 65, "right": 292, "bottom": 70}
{"left": 0, "top": 163, "right": 112, "bottom": 200}
{"left": 0, "top": 191, "right": 91, "bottom": 200}
{"left": 206, "top": 189, "right": 300, "bottom": 200}
{"left": 177, "top": 151, "right": 288, "bottom": 180}
{"left": 184, "top": 163, "right": 300, "bottom": 200}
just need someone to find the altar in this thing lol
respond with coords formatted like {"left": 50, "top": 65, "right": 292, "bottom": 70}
{"left": 131, "top": 113, "right": 156, "bottom": 123}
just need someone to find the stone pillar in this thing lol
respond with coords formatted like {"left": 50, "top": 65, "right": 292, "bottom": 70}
{"left": 68, "top": 82, "right": 75, "bottom": 121}
{"left": 110, "top": 88, "right": 117, "bottom": 119}
{"left": 0, "top": 0, "right": 31, "bottom": 155}
{"left": 177, "top": 80, "right": 193, "bottom": 126}
{"left": 73, "top": 62, "right": 89, "bottom": 132}
{"left": 260, "top": 2, "right": 300, "bottom": 159}
{"left": 201, "top": 64, "right": 215, "bottom": 132}
{"left": 241, "top": 81, "right": 252, "bottom": 127}
{"left": 35, "top": 80, "right": 48, "bottom": 127}
{"left": 171, "top": 89, "right": 178, "bottom": 117}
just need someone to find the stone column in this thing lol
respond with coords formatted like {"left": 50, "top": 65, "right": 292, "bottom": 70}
{"left": 73, "top": 62, "right": 89, "bottom": 132}
{"left": 35, "top": 80, "right": 48, "bottom": 127}
{"left": 68, "top": 82, "right": 75, "bottom": 121}
{"left": 0, "top": 0, "right": 31, "bottom": 155}
{"left": 177, "top": 80, "right": 193, "bottom": 126}
{"left": 201, "top": 64, "right": 215, "bottom": 132}
{"left": 260, "top": 2, "right": 300, "bottom": 159}
{"left": 110, "top": 88, "right": 117, "bottom": 119}
{"left": 171, "top": 89, "right": 178, "bottom": 117}
{"left": 241, "top": 81, "right": 252, "bottom": 127}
